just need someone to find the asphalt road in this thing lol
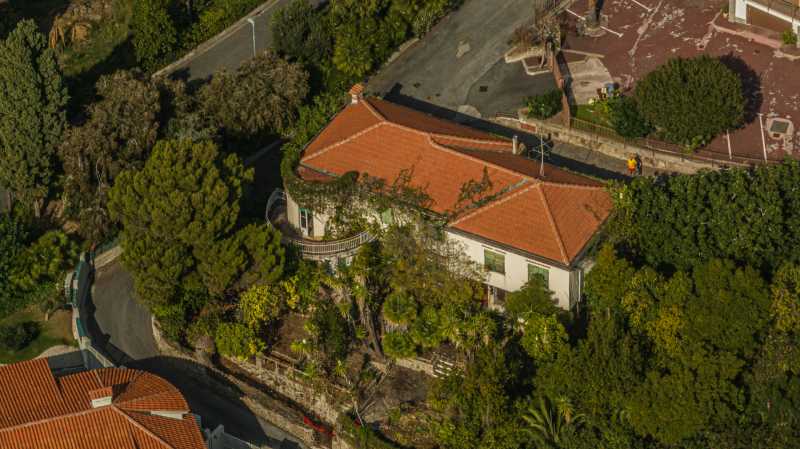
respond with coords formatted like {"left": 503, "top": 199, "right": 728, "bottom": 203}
{"left": 90, "top": 260, "right": 305, "bottom": 448}
{"left": 166, "top": 0, "right": 322, "bottom": 81}
{"left": 369, "top": 0, "right": 557, "bottom": 119}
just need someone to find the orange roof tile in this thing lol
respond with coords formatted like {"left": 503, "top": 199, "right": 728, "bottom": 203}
{"left": 0, "top": 359, "right": 205, "bottom": 449}
{"left": 298, "top": 97, "right": 613, "bottom": 265}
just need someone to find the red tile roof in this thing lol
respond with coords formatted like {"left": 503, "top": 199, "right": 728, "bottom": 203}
{"left": 298, "top": 97, "right": 613, "bottom": 266}
{"left": 0, "top": 359, "right": 206, "bottom": 449}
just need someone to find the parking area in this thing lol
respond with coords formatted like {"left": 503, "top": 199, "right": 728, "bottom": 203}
{"left": 368, "top": 0, "right": 557, "bottom": 120}
{"left": 561, "top": 0, "right": 800, "bottom": 162}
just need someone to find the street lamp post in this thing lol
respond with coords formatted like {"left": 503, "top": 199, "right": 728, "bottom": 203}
{"left": 246, "top": 18, "right": 256, "bottom": 58}
{"left": 757, "top": 112, "right": 767, "bottom": 162}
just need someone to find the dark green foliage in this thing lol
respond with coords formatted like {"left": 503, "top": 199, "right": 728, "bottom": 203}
{"left": 108, "top": 139, "right": 285, "bottom": 316}
{"left": 131, "top": 0, "right": 177, "bottom": 70}
{"left": 272, "top": 0, "right": 333, "bottom": 65}
{"left": 608, "top": 95, "right": 652, "bottom": 138}
{"left": 309, "top": 301, "right": 352, "bottom": 367}
{"left": 60, "top": 70, "right": 161, "bottom": 243}
{"left": 505, "top": 277, "right": 559, "bottom": 321}
{"left": 199, "top": 50, "right": 309, "bottom": 141}
{"left": 429, "top": 345, "right": 525, "bottom": 449}
{"left": 612, "top": 162, "right": 800, "bottom": 272}
{"left": 382, "top": 331, "right": 417, "bottom": 359}
{"left": 635, "top": 56, "right": 744, "bottom": 147}
{"left": 0, "top": 19, "right": 68, "bottom": 209}
{"left": 0, "top": 214, "right": 26, "bottom": 316}
{"left": 537, "top": 245, "right": 800, "bottom": 448}
{"left": 527, "top": 89, "right": 563, "bottom": 119}
{"left": 0, "top": 321, "right": 40, "bottom": 351}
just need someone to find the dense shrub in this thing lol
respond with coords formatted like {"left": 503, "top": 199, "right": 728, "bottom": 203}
{"left": 609, "top": 95, "right": 652, "bottom": 138}
{"left": 782, "top": 29, "right": 798, "bottom": 46}
{"left": 635, "top": 56, "right": 744, "bottom": 148}
{"left": 309, "top": 301, "right": 351, "bottom": 365}
{"left": 0, "top": 321, "right": 40, "bottom": 351}
{"left": 612, "top": 161, "right": 800, "bottom": 272}
{"left": 382, "top": 331, "right": 417, "bottom": 359}
{"left": 215, "top": 322, "right": 264, "bottom": 359}
{"left": 527, "top": 89, "right": 563, "bottom": 119}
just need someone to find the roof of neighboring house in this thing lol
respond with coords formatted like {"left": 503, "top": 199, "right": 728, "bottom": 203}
{"left": 0, "top": 359, "right": 206, "bottom": 449}
{"left": 298, "top": 94, "right": 613, "bottom": 266}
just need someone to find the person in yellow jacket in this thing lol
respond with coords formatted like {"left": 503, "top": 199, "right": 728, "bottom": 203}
{"left": 627, "top": 155, "right": 637, "bottom": 176}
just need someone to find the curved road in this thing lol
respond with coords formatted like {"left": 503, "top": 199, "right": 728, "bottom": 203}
{"left": 90, "top": 260, "right": 305, "bottom": 449}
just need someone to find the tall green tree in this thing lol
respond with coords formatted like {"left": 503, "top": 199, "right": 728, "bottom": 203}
{"left": 635, "top": 56, "right": 744, "bottom": 148}
{"left": 0, "top": 20, "right": 68, "bottom": 214}
{"left": 612, "top": 161, "right": 800, "bottom": 272}
{"left": 0, "top": 214, "right": 26, "bottom": 316}
{"left": 429, "top": 344, "right": 525, "bottom": 449}
{"left": 132, "top": 0, "right": 177, "bottom": 70}
{"left": 199, "top": 50, "right": 309, "bottom": 140}
{"left": 60, "top": 70, "right": 161, "bottom": 242}
{"left": 108, "top": 139, "right": 284, "bottom": 314}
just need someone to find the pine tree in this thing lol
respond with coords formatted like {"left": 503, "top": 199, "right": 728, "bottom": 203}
{"left": 108, "top": 139, "right": 284, "bottom": 310}
{"left": 0, "top": 20, "right": 68, "bottom": 214}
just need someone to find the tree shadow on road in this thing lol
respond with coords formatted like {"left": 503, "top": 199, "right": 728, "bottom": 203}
{"left": 130, "top": 355, "right": 276, "bottom": 446}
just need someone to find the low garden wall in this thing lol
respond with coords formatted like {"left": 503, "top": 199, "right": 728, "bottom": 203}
{"left": 66, "top": 254, "right": 115, "bottom": 370}
{"left": 152, "top": 318, "right": 339, "bottom": 449}
{"left": 494, "top": 113, "right": 748, "bottom": 174}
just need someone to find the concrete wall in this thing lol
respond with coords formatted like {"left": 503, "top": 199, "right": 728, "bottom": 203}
{"left": 446, "top": 231, "right": 573, "bottom": 309}
{"left": 733, "top": 0, "right": 800, "bottom": 33}
{"left": 496, "top": 115, "right": 738, "bottom": 174}
{"left": 286, "top": 193, "right": 330, "bottom": 240}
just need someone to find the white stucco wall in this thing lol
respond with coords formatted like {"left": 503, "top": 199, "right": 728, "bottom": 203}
{"left": 285, "top": 193, "right": 330, "bottom": 239}
{"left": 446, "top": 231, "right": 573, "bottom": 309}
{"left": 286, "top": 194, "right": 578, "bottom": 309}
{"left": 733, "top": 0, "right": 748, "bottom": 22}
{"left": 734, "top": 0, "right": 800, "bottom": 32}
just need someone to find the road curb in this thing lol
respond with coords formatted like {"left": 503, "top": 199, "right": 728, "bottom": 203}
{"left": 153, "top": 0, "right": 280, "bottom": 79}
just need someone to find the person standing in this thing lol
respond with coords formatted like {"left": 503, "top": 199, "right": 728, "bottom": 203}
{"left": 627, "top": 155, "right": 637, "bottom": 176}
{"left": 635, "top": 153, "right": 643, "bottom": 176}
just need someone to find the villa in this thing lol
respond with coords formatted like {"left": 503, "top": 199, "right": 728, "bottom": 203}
{"left": 0, "top": 358, "right": 207, "bottom": 449}
{"left": 271, "top": 85, "right": 613, "bottom": 310}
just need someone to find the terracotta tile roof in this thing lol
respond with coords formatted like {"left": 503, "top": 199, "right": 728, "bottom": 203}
{"left": 451, "top": 182, "right": 613, "bottom": 265}
{"left": 0, "top": 359, "right": 205, "bottom": 449}
{"left": 298, "top": 97, "right": 613, "bottom": 265}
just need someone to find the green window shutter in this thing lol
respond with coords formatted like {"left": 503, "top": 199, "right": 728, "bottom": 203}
{"left": 380, "top": 208, "right": 394, "bottom": 225}
{"left": 484, "top": 249, "right": 506, "bottom": 274}
{"left": 528, "top": 263, "right": 549, "bottom": 288}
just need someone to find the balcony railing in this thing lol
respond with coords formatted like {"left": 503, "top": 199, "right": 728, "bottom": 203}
{"left": 266, "top": 189, "right": 375, "bottom": 261}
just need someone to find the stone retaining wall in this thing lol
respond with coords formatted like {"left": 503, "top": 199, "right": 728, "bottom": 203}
{"left": 495, "top": 115, "right": 737, "bottom": 174}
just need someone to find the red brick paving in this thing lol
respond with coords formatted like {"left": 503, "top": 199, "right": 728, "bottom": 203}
{"left": 560, "top": 0, "right": 800, "bottom": 163}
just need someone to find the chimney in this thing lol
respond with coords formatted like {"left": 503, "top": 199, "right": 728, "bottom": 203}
{"left": 89, "top": 387, "right": 113, "bottom": 408}
{"left": 512, "top": 135, "right": 519, "bottom": 155}
{"left": 349, "top": 83, "right": 365, "bottom": 104}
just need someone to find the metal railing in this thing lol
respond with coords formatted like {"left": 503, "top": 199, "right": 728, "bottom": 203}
{"left": 750, "top": 0, "right": 800, "bottom": 21}
{"left": 266, "top": 189, "right": 375, "bottom": 260}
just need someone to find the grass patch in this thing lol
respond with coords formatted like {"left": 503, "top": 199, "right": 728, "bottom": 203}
{"left": 0, "top": 306, "right": 76, "bottom": 364}
{"left": 57, "top": 0, "right": 134, "bottom": 78}
{"left": 573, "top": 103, "right": 613, "bottom": 127}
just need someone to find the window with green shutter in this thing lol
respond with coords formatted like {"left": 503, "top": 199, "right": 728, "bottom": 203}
{"left": 380, "top": 208, "right": 394, "bottom": 225}
{"left": 528, "top": 263, "right": 549, "bottom": 287}
{"left": 484, "top": 249, "right": 505, "bottom": 274}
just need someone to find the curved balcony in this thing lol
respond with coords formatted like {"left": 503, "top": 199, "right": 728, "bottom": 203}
{"left": 265, "top": 189, "right": 375, "bottom": 261}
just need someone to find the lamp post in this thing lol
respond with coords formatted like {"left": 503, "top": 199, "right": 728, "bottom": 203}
{"left": 246, "top": 18, "right": 256, "bottom": 58}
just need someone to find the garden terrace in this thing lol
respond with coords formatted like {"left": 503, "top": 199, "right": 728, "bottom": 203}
{"left": 265, "top": 189, "right": 375, "bottom": 261}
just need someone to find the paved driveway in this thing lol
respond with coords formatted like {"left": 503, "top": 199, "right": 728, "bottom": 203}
{"left": 167, "top": 0, "right": 323, "bottom": 81}
{"left": 369, "top": 0, "right": 557, "bottom": 119}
